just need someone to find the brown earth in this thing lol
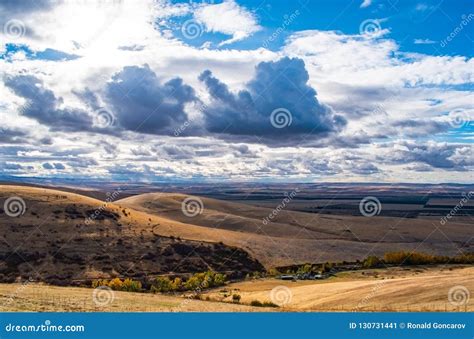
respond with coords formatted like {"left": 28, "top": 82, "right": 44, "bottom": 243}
{"left": 0, "top": 186, "right": 263, "bottom": 285}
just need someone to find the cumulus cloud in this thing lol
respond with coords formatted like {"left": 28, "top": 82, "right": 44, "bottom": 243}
{"left": 381, "top": 141, "right": 473, "bottom": 171}
{"left": 104, "top": 65, "right": 198, "bottom": 135}
{"left": 199, "top": 57, "right": 346, "bottom": 142}
{"left": 4, "top": 75, "right": 93, "bottom": 132}
{"left": 194, "top": 0, "right": 261, "bottom": 46}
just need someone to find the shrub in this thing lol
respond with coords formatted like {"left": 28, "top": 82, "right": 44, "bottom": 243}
{"left": 151, "top": 276, "right": 174, "bottom": 293}
{"left": 122, "top": 278, "right": 142, "bottom": 292}
{"left": 184, "top": 271, "right": 227, "bottom": 291}
{"left": 92, "top": 278, "right": 142, "bottom": 292}
{"left": 108, "top": 278, "right": 124, "bottom": 290}
{"left": 363, "top": 255, "right": 381, "bottom": 268}
{"left": 232, "top": 294, "right": 241, "bottom": 303}
{"left": 267, "top": 268, "right": 280, "bottom": 277}
{"left": 249, "top": 300, "right": 277, "bottom": 307}
{"left": 261, "top": 301, "right": 278, "bottom": 307}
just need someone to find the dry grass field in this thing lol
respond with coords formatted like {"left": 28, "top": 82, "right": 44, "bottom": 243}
{"left": 1, "top": 185, "right": 472, "bottom": 313}
{"left": 0, "top": 266, "right": 470, "bottom": 312}
{"left": 118, "top": 192, "right": 473, "bottom": 266}
{"left": 203, "top": 266, "right": 474, "bottom": 312}
{"left": 0, "top": 283, "right": 272, "bottom": 312}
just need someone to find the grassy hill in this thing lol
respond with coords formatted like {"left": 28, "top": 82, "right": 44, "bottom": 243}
{"left": 0, "top": 186, "right": 263, "bottom": 285}
{"left": 117, "top": 192, "right": 473, "bottom": 266}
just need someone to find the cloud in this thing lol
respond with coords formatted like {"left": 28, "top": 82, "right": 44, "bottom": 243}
{"left": 199, "top": 57, "right": 346, "bottom": 143}
{"left": 42, "top": 162, "right": 65, "bottom": 170}
{"left": 414, "top": 38, "right": 436, "bottom": 44}
{"left": 104, "top": 65, "right": 198, "bottom": 135}
{"left": 360, "top": 0, "right": 373, "bottom": 8}
{"left": 4, "top": 75, "right": 94, "bottom": 132}
{"left": 194, "top": 0, "right": 261, "bottom": 46}
{"left": 382, "top": 141, "right": 473, "bottom": 171}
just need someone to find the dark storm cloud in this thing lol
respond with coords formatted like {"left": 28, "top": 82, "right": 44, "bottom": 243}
{"left": 199, "top": 57, "right": 346, "bottom": 141}
{"left": 4, "top": 75, "right": 94, "bottom": 132}
{"left": 382, "top": 142, "right": 472, "bottom": 171}
{"left": 42, "top": 162, "right": 65, "bottom": 170}
{"left": 104, "top": 65, "right": 198, "bottom": 135}
{"left": 0, "top": 127, "right": 29, "bottom": 144}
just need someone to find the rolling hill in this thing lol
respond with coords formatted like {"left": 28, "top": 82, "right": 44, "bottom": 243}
{"left": 117, "top": 192, "right": 473, "bottom": 266}
{"left": 0, "top": 186, "right": 263, "bottom": 285}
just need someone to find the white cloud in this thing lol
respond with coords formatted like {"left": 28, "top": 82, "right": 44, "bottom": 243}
{"left": 194, "top": 0, "right": 261, "bottom": 46}
{"left": 0, "top": 2, "right": 472, "bottom": 183}
{"left": 360, "top": 0, "right": 373, "bottom": 8}
{"left": 414, "top": 38, "right": 436, "bottom": 44}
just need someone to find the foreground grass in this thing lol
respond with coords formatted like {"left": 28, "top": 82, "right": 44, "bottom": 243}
{"left": 0, "top": 284, "right": 273, "bottom": 312}
{"left": 0, "top": 266, "right": 471, "bottom": 312}
{"left": 203, "top": 266, "right": 474, "bottom": 312}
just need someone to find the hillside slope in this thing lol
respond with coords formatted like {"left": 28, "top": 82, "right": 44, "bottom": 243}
{"left": 117, "top": 192, "right": 473, "bottom": 266}
{"left": 0, "top": 186, "right": 263, "bottom": 285}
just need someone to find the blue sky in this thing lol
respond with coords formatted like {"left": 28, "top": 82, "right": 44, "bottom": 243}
{"left": 168, "top": 0, "right": 474, "bottom": 56}
{"left": 0, "top": 0, "right": 472, "bottom": 183}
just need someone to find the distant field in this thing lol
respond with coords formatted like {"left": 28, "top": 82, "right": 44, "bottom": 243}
{"left": 118, "top": 192, "right": 473, "bottom": 266}
{"left": 203, "top": 266, "right": 474, "bottom": 312}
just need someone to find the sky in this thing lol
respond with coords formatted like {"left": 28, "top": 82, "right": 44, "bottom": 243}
{"left": 0, "top": 0, "right": 472, "bottom": 183}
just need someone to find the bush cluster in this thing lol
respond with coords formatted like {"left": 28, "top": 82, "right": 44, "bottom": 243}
{"left": 92, "top": 278, "right": 142, "bottom": 292}
{"left": 150, "top": 271, "right": 226, "bottom": 293}
{"left": 363, "top": 251, "right": 474, "bottom": 267}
